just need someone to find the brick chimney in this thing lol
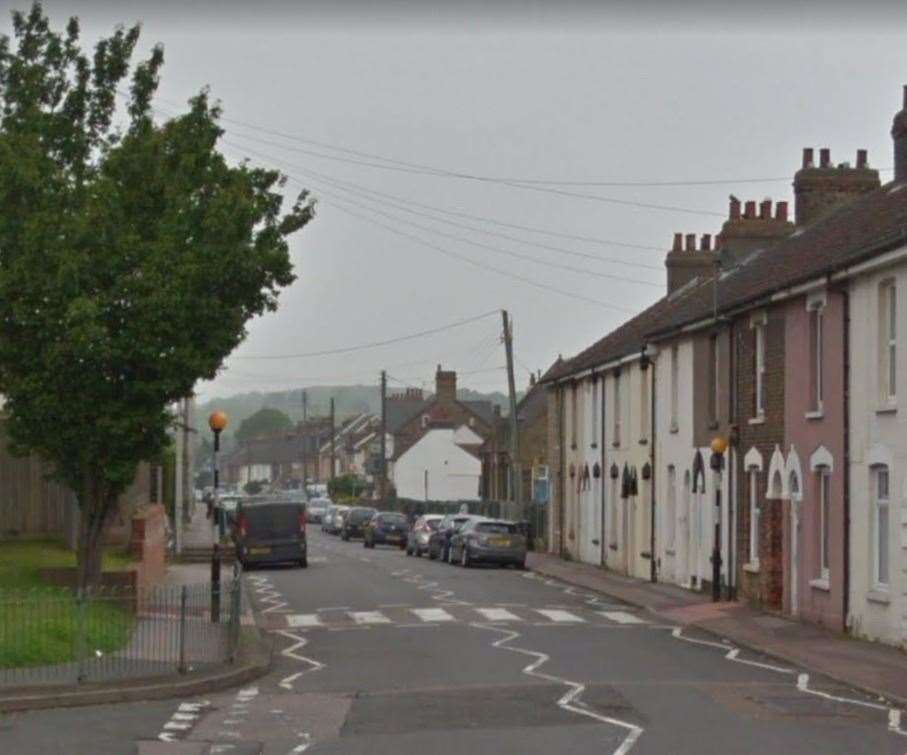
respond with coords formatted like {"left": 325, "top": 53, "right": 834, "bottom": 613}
{"left": 435, "top": 365, "right": 457, "bottom": 403}
{"left": 893, "top": 85, "right": 907, "bottom": 182}
{"left": 717, "top": 196, "right": 795, "bottom": 265}
{"left": 793, "top": 147, "right": 880, "bottom": 226}
{"left": 664, "top": 231, "right": 717, "bottom": 294}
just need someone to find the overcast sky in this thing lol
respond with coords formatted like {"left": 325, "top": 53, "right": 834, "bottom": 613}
{"left": 10, "top": 2, "right": 907, "bottom": 400}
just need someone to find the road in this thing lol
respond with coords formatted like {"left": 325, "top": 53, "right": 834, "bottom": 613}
{"left": 2, "top": 527, "right": 906, "bottom": 754}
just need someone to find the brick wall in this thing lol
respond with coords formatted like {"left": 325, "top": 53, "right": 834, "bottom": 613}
{"left": 735, "top": 306, "right": 786, "bottom": 610}
{"left": 129, "top": 503, "right": 168, "bottom": 589}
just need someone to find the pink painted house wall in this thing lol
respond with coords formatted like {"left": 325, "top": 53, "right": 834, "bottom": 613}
{"left": 783, "top": 290, "right": 846, "bottom": 630}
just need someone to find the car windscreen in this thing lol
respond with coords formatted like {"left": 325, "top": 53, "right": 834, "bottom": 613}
{"left": 425, "top": 519, "right": 441, "bottom": 530}
{"left": 379, "top": 514, "right": 407, "bottom": 525}
{"left": 348, "top": 509, "right": 375, "bottom": 523}
{"left": 475, "top": 522, "right": 518, "bottom": 534}
{"left": 242, "top": 505, "right": 301, "bottom": 538}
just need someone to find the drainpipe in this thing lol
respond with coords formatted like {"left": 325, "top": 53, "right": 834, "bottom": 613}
{"left": 842, "top": 286, "right": 851, "bottom": 630}
{"left": 649, "top": 353, "right": 657, "bottom": 583}
{"left": 727, "top": 322, "right": 737, "bottom": 601}
{"left": 558, "top": 385, "right": 566, "bottom": 557}
{"left": 601, "top": 374, "right": 607, "bottom": 567}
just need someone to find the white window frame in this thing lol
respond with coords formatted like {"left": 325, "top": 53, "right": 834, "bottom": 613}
{"left": 881, "top": 280, "right": 898, "bottom": 403}
{"left": 817, "top": 467, "right": 830, "bottom": 580}
{"left": 640, "top": 368, "right": 650, "bottom": 441}
{"left": 872, "top": 466, "right": 890, "bottom": 590}
{"left": 666, "top": 465, "right": 677, "bottom": 551}
{"left": 591, "top": 376, "right": 599, "bottom": 447}
{"left": 748, "top": 469, "right": 760, "bottom": 567}
{"left": 613, "top": 371, "right": 621, "bottom": 447}
{"left": 670, "top": 343, "right": 679, "bottom": 432}
{"left": 751, "top": 313, "right": 767, "bottom": 418}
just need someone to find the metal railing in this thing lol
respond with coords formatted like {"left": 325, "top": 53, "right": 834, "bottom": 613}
{"left": 0, "top": 570, "right": 244, "bottom": 688}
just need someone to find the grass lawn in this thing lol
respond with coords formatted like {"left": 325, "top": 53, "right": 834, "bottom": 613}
{"left": 0, "top": 540, "right": 135, "bottom": 669}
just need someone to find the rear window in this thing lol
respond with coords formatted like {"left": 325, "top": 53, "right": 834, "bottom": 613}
{"left": 475, "top": 522, "right": 517, "bottom": 534}
{"left": 425, "top": 519, "right": 441, "bottom": 531}
{"left": 349, "top": 509, "right": 375, "bottom": 522}
{"left": 243, "top": 505, "right": 301, "bottom": 535}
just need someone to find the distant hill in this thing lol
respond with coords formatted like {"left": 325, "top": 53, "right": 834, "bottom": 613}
{"left": 193, "top": 385, "right": 515, "bottom": 445}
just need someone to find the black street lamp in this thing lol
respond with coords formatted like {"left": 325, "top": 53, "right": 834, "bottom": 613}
{"left": 208, "top": 410, "right": 228, "bottom": 622}
{"left": 709, "top": 436, "right": 728, "bottom": 602}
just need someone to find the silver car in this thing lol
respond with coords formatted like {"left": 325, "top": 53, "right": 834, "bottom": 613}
{"left": 405, "top": 514, "right": 443, "bottom": 557}
{"left": 448, "top": 518, "right": 527, "bottom": 569}
{"left": 307, "top": 497, "right": 332, "bottom": 524}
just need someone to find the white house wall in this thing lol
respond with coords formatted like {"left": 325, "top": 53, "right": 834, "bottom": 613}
{"left": 393, "top": 427, "right": 482, "bottom": 501}
{"left": 848, "top": 259, "right": 907, "bottom": 647}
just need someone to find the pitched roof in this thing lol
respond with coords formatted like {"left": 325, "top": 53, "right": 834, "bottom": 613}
{"left": 648, "top": 180, "right": 907, "bottom": 337}
{"left": 460, "top": 399, "right": 495, "bottom": 425}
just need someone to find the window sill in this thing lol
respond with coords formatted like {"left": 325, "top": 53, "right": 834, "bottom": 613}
{"left": 805, "top": 410, "right": 824, "bottom": 421}
{"left": 867, "top": 589, "right": 891, "bottom": 605}
{"left": 743, "top": 562, "right": 760, "bottom": 574}
{"left": 876, "top": 403, "right": 898, "bottom": 415}
{"left": 748, "top": 415, "right": 765, "bottom": 425}
{"left": 809, "top": 577, "right": 830, "bottom": 592}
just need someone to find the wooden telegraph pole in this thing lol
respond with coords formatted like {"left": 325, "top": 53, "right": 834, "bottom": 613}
{"left": 379, "top": 370, "right": 387, "bottom": 499}
{"left": 502, "top": 311, "right": 521, "bottom": 514}
{"left": 329, "top": 396, "right": 336, "bottom": 482}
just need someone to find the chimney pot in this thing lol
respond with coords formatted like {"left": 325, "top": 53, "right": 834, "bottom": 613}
{"left": 729, "top": 196, "right": 741, "bottom": 220}
{"left": 701, "top": 233, "right": 711, "bottom": 251}
{"left": 685, "top": 233, "right": 696, "bottom": 252}
{"left": 820, "top": 148, "right": 831, "bottom": 168}
{"left": 672, "top": 232, "right": 683, "bottom": 252}
{"left": 759, "top": 199, "right": 772, "bottom": 219}
{"left": 856, "top": 149, "right": 868, "bottom": 168}
{"left": 802, "top": 148, "right": 814, "bottom": 169}
{"left": 903, "top": 84, "right": 907, "bottom": 109}
{"left": 775, "top": 201, "right": 789, "bottom": 221}
{"left": 744, "top": 200, "right": 757, "bottom": 219}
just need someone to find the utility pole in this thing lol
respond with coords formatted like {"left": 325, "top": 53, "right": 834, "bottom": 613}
{"left": 379, "top": 370, "right": 387, "bottom": 500}
{"left": 502, "top": 310, "right": 522, "bottom": 515}
{"left": 329, "top": 397, "right": 336, "bottom": 482}
{"left": 300, "top": 389, "right": 308, "bottom": 489}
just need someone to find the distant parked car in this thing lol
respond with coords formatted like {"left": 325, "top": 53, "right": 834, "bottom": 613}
{"left": 363, "top": 512, "right": 409, "bottom": 549}
{"left": 341, "top": 507, "right": 377, "bottom": 541}
{"left": 234, "top": 498, "right": 307, "bottom": 569}
{"left": 406, "top": 514, "right": 443, "bottom": 557}
{"left": 427, "top": 514, "right": 474, "bottom": 562}
{"left": 322, "top": 505, "right": 349, "bottom": 534}
{"left": 306, "top": 497, "right": 331, "bottom": 524}
{"left": 448, "top": 518, "right": 526, "bottom": 569}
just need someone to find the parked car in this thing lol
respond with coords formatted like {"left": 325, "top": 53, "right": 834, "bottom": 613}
{"left": 322, "top": 505, "right": 350, "bottom": 534}
{"left": 341, "top": 507, "right": 377, "bottom": 541}
{"left": 363, "top": 512, "right": 409, "bottom": 549}
{"left": 427, "top": 514, "right": 475, "bottom": 562}
{"left": 306, "top": 497, "right": 332, "bottom": 524}
{"left": 448, "top": 518, "right": 527, "bottom": 569}
{"left": 406, "top": 514, "right": 443, "bottom": 557}
{"left": 234, "top": 498, "right": 307, "bottom": 569}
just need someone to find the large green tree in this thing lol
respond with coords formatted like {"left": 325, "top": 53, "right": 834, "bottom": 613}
{"left": 235, "top": 407, "right": 294, "bottom": 443}
{"left": 0, "top": 3, "right": 315, "bottom": 588}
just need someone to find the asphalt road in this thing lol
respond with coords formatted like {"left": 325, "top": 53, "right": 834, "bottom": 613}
{"left": 3, "top": 527, "right": 906, "bottom": 754}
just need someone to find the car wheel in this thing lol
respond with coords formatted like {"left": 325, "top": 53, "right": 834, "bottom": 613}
{"left": 342, "top": 532, "right": 349, "bottom": 541}
{"left": 515, "top": 559, "right": 527, "bottom": 570}
{"left": 299, "top": 556, "right": 308, "bottom": 568}
{"left": 428, "top": 547, "right": 437, "bottom": 560}
{"left": 461, "top": 546, "right": 471, "bottom": 568}
{"left": 363, "top": 538, "right": 369, "bottom": 548}
{"left": 399, "top": 542, "right": 407, "bottom": 550}
{"left": 406, "top": 545, "right": 413, "bottom": 556}
{"left": 447, "top": 546, "right": 455, "bottom": 564}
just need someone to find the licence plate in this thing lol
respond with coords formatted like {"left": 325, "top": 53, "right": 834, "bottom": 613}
{"left": 249, "top": 547, "right": 271, "bottom": 555}
{"left": 489, "top": 537, "right": 511, "bottom": 547}
{"left": 387, "top": 535, "right": 401, "bottom": 542}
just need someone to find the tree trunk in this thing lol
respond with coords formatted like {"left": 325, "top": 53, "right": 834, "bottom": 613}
{"left": 75, "top": 474, "right": 111, "bottom": 592}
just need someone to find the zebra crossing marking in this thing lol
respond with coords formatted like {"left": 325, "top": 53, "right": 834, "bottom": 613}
{"left": 287, "top": 614, "right": 324, "bottom": 628}
{"left": 411, "top": 608, "right": 454, "bottom": 622}
{"left": 598, "top": 611, "right": 647, "bottom": 625}
{"left": 535, "top": 609, "right": 586, "bottom": 623}
{"left": 350, "top": 611, "right": 392, "bottom": 625}
{"left": 475, "top": 607, "right": 522, "bottom": 622}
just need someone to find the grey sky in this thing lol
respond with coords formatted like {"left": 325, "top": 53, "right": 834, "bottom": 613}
{"left": 11, "top": 2, "right": 907, "bottom": 400}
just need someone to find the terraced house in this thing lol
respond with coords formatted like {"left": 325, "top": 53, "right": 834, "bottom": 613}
{"left": 545, "top": 86, "right": 907, "bottom": 648}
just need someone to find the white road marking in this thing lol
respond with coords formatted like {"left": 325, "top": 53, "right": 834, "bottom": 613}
{"left": 287, "top": 614, "right": 323, "bottom": 628}
{"left": 349, "top": 610, "right": 392, "bottom": 625}
{"left": 163, "top": 721, "right": 193, "bottom": 731}
{"left": 671, "top": 628, "right": 793, "bottom": 674}
{"left": 535, "top": 609, "right": 585, "bottom": 623}
{"left": 411, "top": 608, "right": 454, "bottom": 622}
{"left": 475, "top": 607, "right": 522, "bottom": 622}
{"left": 317, "top": 606, "right": 351, "bottom": 612}
{"left": 599, "top": 611, "right": 646, "bottom": 625}
{"left": 473, "top": 623, "right": 643, "bottom": 755}
{"left": 275, "top": 630, "right": 325, "bottom": 690}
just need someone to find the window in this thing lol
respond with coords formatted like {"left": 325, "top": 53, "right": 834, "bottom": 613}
{"left": 748, "top": 470, "right": 760, "bottom": 565}
{"left": 809, "top": 305, "right": 824, "bottom": 412}
{"left": 666, "top": 466, "right": 677, "bottom": 551}
{"left": 817, "top": 469, "right": 831, "bottom": 579}
{"left": 422, "top": 414, "right": 430, "bottom": 428}
{"left": 754, "top": 321, "right": 766, "bottom": 416}
{"left": 880, "top": 281, "right": 897, "bottom": 402}
{"left": 591, "top": 377, "right": 599, "bottom": 447}
{"left": 873, "top": 467, "right": 890, "bottom": 588}
{"left": 570, "top": 383, "right": 578, "bottom": 448}
{"left": 613, "top": 371, "right": 622, "bottom": 446}
{"left": 708, "top": 334, "right": 719, "bottom": 423}
{"left": 609, "top": 478, "right": 618, "bottom": 548}
{"left": 640, "top": 368, "right": 650, "bottom": 441}
{"left": 670, "top": 343, "right": 679, "bottom": 430}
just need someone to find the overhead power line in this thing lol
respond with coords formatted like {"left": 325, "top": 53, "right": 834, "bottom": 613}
{"left": 232, "top": 310, "right": 501, "bottom": 360}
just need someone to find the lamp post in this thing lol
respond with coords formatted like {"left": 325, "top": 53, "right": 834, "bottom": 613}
{"left": 709, "top": 435, "right": 727, "bottom": 602}
{"left": 209, "top": 410, "right": 228, "bottom": 622}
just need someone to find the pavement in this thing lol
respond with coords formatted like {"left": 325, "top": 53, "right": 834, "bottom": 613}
{"left": 1, "top": 529, "right": 906, "bottom": 753}
{"left": 527, "top": 551, "right": 907, "bottom": 708}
